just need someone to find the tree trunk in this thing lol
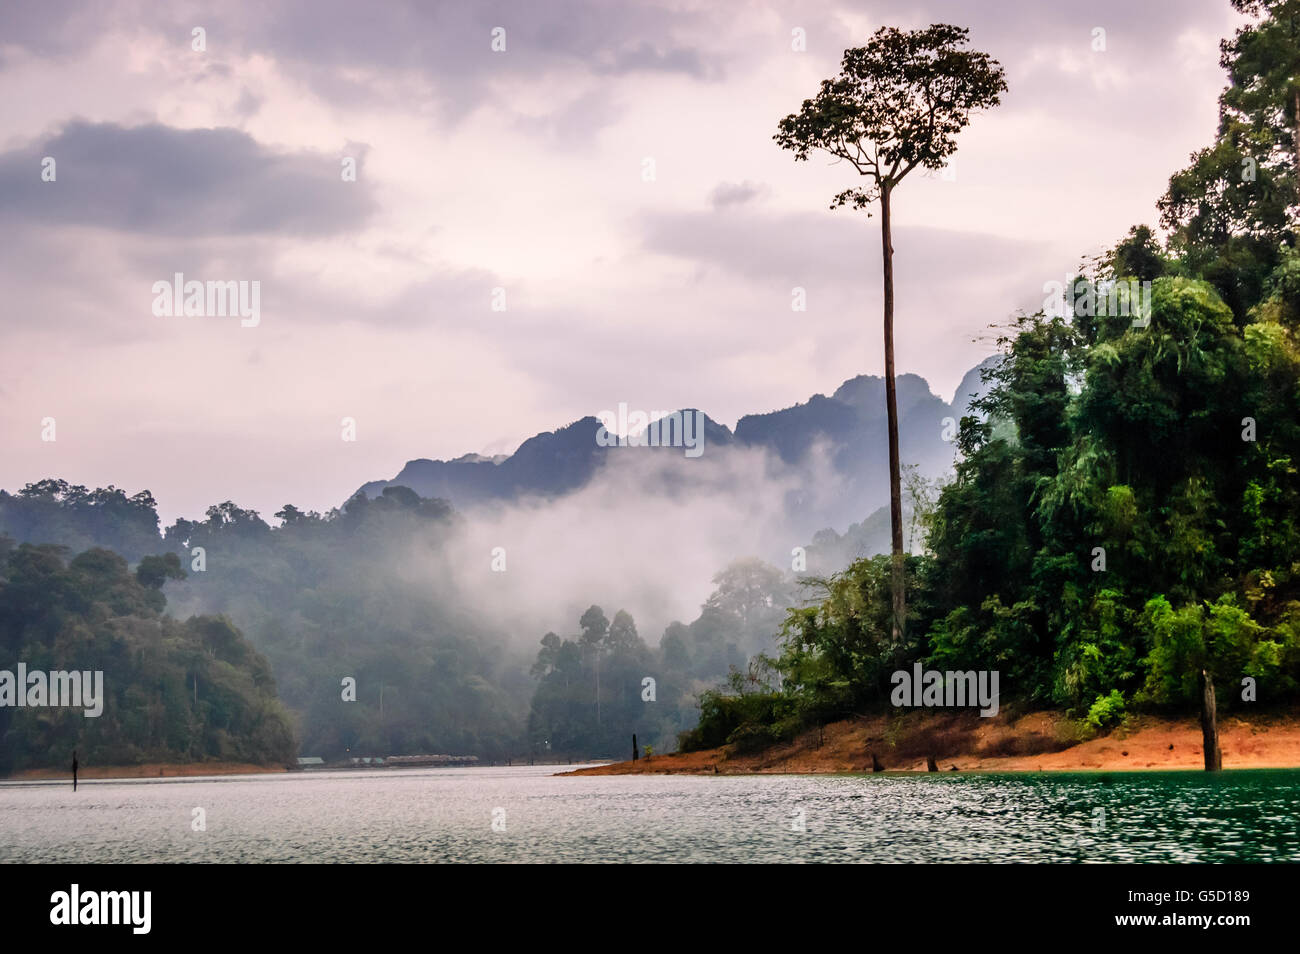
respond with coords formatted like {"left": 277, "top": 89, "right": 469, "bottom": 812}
{"left": 1294, "top": 87, "right": 1299, "bottom": 191}
{"left": 1199, "top": 668, "right": 1222, "bottom": 772}
{"left": 880, "top": 183, "right": 906, "bottom": 653}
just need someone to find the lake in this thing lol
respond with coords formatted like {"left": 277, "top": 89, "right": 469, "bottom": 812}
{"left": 3, "top": 765, "right": 1299, "bottom": 863}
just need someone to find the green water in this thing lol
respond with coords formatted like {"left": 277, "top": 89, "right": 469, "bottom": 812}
{"left": 2, "top": 765, "right": 1297, "bottom": 862}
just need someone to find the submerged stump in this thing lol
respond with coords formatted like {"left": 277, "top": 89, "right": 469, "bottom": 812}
{"left": 1199, "top": 669, "right": 1222, "bottom": 772}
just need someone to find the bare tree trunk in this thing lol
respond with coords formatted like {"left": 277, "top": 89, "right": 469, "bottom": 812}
{"left": 880, "top": 183, "right": 905, "bottom": 653}
{"left": 1294, "top": 87, "right": 1299, "bottom": 190}
{"left": 1199, "top": 668, "right": 1222, "bottom": 772}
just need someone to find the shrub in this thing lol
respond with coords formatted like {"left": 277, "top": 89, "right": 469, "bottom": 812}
{"left": 1086, "top": 689, "right": 1126, "bottom": 729}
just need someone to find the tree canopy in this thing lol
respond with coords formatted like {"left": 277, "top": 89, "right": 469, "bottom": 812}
{"left": 774, "top": 24, "right": 1006, "bottom": 208}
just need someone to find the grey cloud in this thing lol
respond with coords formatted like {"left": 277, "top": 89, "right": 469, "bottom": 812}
{"left": 641, "top": 207, "right": 1049, "bottom": 284}
{"left": 0, "top": 226, "right": 285, "bottom": 341}
{"left": 514, "top": 88, "right": 624, "bottom": 149}
{"left": 233, "top": 88, "right": 263, "bottom": 119}
{"left": 0, "top": 0, "right": 1230, "bottom": 144}
{"left": 636, "top": 204, "right": 1077, "bottom": 362}
{"left": 709, "top": 180, "right": 768, "bottom": 209}
{"left": 0, "top": 0, "right": 100, "bottom": 57}
{"left": 242, "top": 0, "right": 724, "bottom": 130}
{"left": 0, "top": 120, "right": 376, "bottom": 236}
{"left": 331, "top": 267, "right": 505, "bottom": 329}
{"left": 809, "top": 0, "right": 1234, "bottom": 128}
{"left": 809, "top": 0, "right": 1229, "bottom": 59}
{"left": 594, "top": 41, "right": 715, "bottom": 80}
{"left": 0, "top": 0, "right": 722, "bottom": 127}
{"left": 244, "top": 0, "right": 717, "bottom": 77}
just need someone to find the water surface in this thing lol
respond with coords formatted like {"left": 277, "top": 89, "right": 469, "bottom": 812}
{"left": 3, "top": 766, "right": 1297, "bottom": 863}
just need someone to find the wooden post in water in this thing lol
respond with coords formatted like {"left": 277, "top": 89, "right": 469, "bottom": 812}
{"left": 1199, "top": 668, "right": 1222, "bottom": 772}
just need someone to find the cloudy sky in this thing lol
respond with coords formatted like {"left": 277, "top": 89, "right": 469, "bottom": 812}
{"left": 0, "top": 0, "right": 1242, "bottom": 524}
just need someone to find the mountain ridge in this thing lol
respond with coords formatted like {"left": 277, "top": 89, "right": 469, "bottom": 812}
{"left": 356, "top": 359, "right": 1000, "bottom": 515}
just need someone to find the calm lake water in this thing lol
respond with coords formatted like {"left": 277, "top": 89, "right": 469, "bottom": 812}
{"left": 3, "top": 765, "right": 1299, "bottom": 863}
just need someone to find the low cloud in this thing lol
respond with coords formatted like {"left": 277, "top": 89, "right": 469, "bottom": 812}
{"left": 442, "top": 438, "right": 850, "bottom": 644}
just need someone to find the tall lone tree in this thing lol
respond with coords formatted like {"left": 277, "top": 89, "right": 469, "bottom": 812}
{"left": 775, "top": 25, "right": 1006, "bottom": 649}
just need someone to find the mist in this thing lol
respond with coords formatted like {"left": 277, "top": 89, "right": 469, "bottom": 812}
{"left": 443, "top": 435, "right": 860, "bottom": 646}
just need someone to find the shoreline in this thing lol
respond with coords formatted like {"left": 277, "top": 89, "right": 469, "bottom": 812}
{"left": 561, "top": 710, "right": 1300, "bottom": 776}
{"left": 6, "top": 761, "right": 288, "bottom": 781}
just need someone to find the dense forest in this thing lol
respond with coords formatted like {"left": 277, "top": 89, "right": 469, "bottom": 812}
{"left": 682, "top": 0, "right": 1300, "bottom": 753}
{"left": 526, "top": 559, "right": 793, "bottom": 756}
{"left": 0, "top": 537, "right": 295, "bottom": 772}
{"left": 0, "top": 482, "right": 796, "bottom": 764}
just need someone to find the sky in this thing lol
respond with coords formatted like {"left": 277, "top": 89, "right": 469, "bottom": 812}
{"left": 0, "top": 0, "right": 1244, "bottom": 525}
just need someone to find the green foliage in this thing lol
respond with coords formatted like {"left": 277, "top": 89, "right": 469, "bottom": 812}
{"left": 774, "top": 24, "right": 1006, "bottom": 208}
{"left": 1086, "top": 689, "right": 1127, "bottom": 729}
{"left": 0, "top": 481, "right": 162, "bottom": 561}
{"left": 527, "top": 603, "right": 653, "bottom": 757}
{"left": 0, "top": 544, "right": 294, "bottom": 772}
{"left": 1158, "top": 0, "right": 1299, "bottom": 318}
{"left": 157, "top": 488, "right": 529, "bottom": 761}
{"left": 1140, "top": 595, "right": 1273, "bottom": 706}
{"left": 530, "top": 559, "right": 797, "bottom": 757}
{"left": 694, "top": 3, "right": 1300, "bottom": 748}
{"left": 681, "top": 676, "right": 789, "bottom": 754}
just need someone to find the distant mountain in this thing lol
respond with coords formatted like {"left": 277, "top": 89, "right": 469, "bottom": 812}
{"left": 948, "top": 360, "right": 996, "bottom": 419}
{"left": 357, "top": 411, "right": 735, "bottom": 506}
{"left": 356, "top": 359, "right": 1000, "bottom": 538}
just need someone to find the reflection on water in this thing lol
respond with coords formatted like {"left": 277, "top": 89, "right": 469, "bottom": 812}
{"left": 2, "top": 766, "right": 1298, "bottom": 863}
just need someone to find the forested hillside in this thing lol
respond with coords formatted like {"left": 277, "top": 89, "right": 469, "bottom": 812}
{"left": 0, "top": 538, "right": 295, "bottom": 772}
{"left": 683, "top": 0, "right": 1300, "bottom": 752}
{"left": 0, "top": 483, "right": 800, "bottom": 761}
